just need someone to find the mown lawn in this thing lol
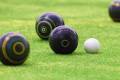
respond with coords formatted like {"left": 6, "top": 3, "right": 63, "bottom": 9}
{"left": 0, "top": 0, "right": 120, "bottom": 80}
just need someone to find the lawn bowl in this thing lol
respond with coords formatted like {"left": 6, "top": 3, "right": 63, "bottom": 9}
{"left": 0, "top": 32, "right": 30, "bottom": 65}
{"left": 109, "top": 0, "right": 120, "bottom": 22}
{"left": 49, "top": 25, "right": 78, "bottom": 54}
{"left": 36, "top": 12, "right": 64, "bottom": 39}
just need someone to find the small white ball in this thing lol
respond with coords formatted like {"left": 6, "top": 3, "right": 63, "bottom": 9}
{"left": 84, "top": 38, "right": 100, "bottom": 53}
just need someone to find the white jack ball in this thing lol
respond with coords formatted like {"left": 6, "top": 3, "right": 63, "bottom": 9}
{"left": 84, "top": 38, "right": 100, "bottom": 53}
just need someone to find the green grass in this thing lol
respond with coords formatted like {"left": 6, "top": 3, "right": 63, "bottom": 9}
{"left": 0, "top": 0, "right": 120, "bottom": 80}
